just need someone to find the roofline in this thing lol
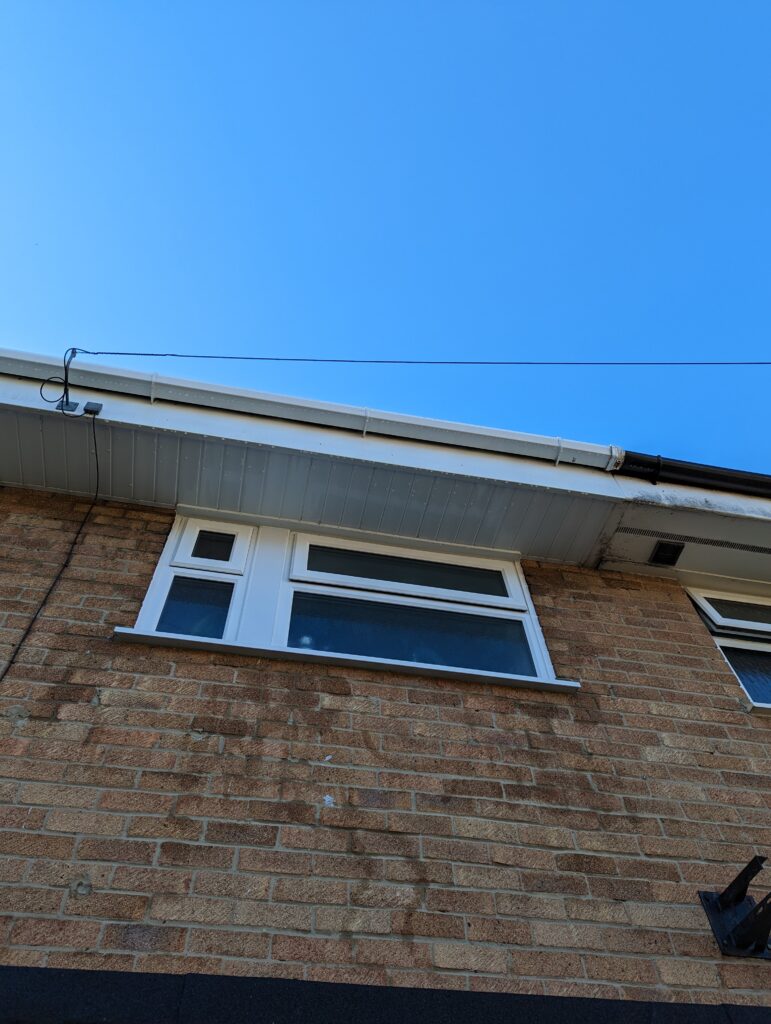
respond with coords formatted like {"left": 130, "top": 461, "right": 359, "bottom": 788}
{"left": 0, "top": 348, "right": 624, "bottom": 471}
{"left": 3, "top": 348, "right": 769, "bottom": 499}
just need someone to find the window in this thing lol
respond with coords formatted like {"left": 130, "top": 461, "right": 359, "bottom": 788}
{"left": 122, "top": 517, "right": 576, "bottom": 691}
{"left": 690, "top": 589, "right": 771, "bottom": 709}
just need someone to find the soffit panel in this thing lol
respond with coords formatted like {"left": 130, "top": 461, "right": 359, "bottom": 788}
{"left": 1, "top": 407, "right": 616, "bottom": 563}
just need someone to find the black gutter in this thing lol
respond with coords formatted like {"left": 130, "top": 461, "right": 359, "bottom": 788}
{"left": 618, "top": 451, "right": 771, "bottom": 500}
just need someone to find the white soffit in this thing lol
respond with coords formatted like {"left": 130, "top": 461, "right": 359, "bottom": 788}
{"left": 0, "top": 399, "right": 617, "bottom": 563}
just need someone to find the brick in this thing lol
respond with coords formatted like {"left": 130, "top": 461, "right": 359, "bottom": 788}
{"left": 391, "top": 911, "right": 465, "bottom": 940}
{"left": 47, "top": 810, "right": 125, "bottom": 836}
{"left": 273, "top": 878, "right": 347, "bottom": 904}
{"left": 112, "top": 867, "right": 192, "bottom": 895}
{"left": 509, "top": 951, "right": 583, "bottom": 978}
{"left": 128, "top": 816, "right": 202, "bottom": 841}
{"left": 357, "top": 938, "right": 433, "bottom": 968}
{"left": 0, "top": 832, "right": 74, "bottom": 859}
{"left": 11, "top": 918, "right": 101, "bottom": 948}
{"left": 18, "top": 783, "right": 96, "bottom": 808}
{"left": 102, "top": 924, "right": 187, "bottom": 952}
{"left": 350, "top": 884, "right": 421, "bottom": 909}
{"left": 158, "top": 843, "right": 234, "bottom": 868}
{"left": 150, "top": 896, "right": 233, "bottom": 925}
{"left": 193, "top": 871, "right": 271, "bottom": 901}
{"left": 77, "top": 838, "right": 156, "bottom": 863}
{"left": 657, "top": 959, "right": 721, "bottom": 988}
{"left": 0, "top": 887, "right": 62, "bottom": 914}
{"left": 205, "top": 823, "right": 278, "bottom": 846}
{"left": 316, "top": 907, "right": 391, "bottom": 934}
{"left": 233, "top": 902, "right": 312, "bottom": 931}
{"left": 64, "top": 893, "right": 148, "bottom": 920}
{"left": 434, "top": 944, "right": 508, "bottom": 974}
{"left": 188, "top": 929, "right": 270, "bottom": 958}
{"left": 466, "top": 917, "right": 531, "bottom": 945}
{"left": 272, "top": 935, "right": 353, "bottom": 964}
{"left": 238, "top": 849, "right": 312, "bottom": 874}
{"left": 584, "top": 955, "right": 657, "bottom": 984}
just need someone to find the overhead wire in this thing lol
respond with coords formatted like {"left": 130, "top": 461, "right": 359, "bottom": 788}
{"left": 65, "top": 348, "right": 771, "bottom": 367}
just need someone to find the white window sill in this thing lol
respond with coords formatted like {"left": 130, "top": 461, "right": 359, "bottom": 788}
{"left": 113, "top": 627, "right": 581, "bottom": 693}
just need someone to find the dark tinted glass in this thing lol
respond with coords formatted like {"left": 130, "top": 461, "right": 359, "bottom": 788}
{"left": 288, "top": 592, "right": 535, "bottom": 676}
{"left": 307, "top": 545, "right": 507, "bottom": 597}
{"left": 710, "top": 599, "right": 771, "bottom": 625}
{"left": 157, "top": 576, "right": 233, "bottom": 638}
{"left": 723, "top": 647, "right": 771, "bottom": 704}
{"left": 192, "top": 530, "right": 236, "bottom": 562}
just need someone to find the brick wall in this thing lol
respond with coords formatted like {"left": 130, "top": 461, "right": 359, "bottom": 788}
{"left": 1, "top": 486, "right": 770, "bottom": 1005}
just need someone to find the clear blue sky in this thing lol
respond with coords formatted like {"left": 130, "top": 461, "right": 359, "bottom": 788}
{"left": 1, "top": 2, "right": 769, "bottom": 471}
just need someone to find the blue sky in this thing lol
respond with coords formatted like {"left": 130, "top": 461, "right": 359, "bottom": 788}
{"left": 1, "top": 2, "right": 769, "bottom": 471}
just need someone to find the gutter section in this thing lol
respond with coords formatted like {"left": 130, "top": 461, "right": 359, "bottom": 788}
{"left": 618, "top": 451, "right": 771, "bottom": 501}
{"left": 0, "top": 348, "right": 623, "bottom": 472}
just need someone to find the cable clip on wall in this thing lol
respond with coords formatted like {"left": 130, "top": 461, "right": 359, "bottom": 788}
{"left": 700, "top": 856, "right": 771, "bottom": 959}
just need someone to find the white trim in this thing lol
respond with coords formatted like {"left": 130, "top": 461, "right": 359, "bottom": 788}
{"left": 171, "top": 517, "right": 253, "bottom": 574}
{"left": 113, "top": 627, "right": 581, "bottom": 693}
{"left": 689, "top": 588, "right": 771, "bottom": 636}
{"left": 288, "top": 533, "right": 526, "bottom": 609}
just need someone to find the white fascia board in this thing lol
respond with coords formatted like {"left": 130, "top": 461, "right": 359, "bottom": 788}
{"left": 0, "top": 348, "right": 623, "bottom": 471}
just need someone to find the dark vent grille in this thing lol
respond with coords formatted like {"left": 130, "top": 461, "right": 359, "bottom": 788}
{"left": 617, "top": 527, "right": 771, "bottom": 557}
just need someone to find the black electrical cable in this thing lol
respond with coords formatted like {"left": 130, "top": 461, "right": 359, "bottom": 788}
{"left": 39, "top": 347, "right": 86, "bottom": 416}
{"left": 67, "top": 348, "right": 771, "bottom": 367}
{"left": 0, "top": 411, "right": 100, "bottom": 685}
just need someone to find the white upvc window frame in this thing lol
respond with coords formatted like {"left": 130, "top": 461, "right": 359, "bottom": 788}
{"left": 289, "top": 533, "right": 527, "bottom": 610}
{"left": 122, "top": 516, "right": 578, "bottom": 693}
{"left": 690, "top": 588, "right": 771, "bottom": 636}
{"left": 688, "top": 587, "right": 771, "bottom": 711}
{"left": 170, "top": 517, "right": 253, "bottom": 574}
{"left": 714, "top": 637, "right": 771, "bottom": 713}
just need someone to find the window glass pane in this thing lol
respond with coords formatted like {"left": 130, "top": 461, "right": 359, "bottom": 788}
{"left": 192, "top": 530, "right": 236, "bottom": 562}
{"left": 288, "top": 592, "right": 536, "bottom": 676}
{"left": 306, "top": 545, "right": 508, "bottom": 597}
{"left": 709, "top": 599, "right": 771, "bottom": 626}
{"left": 157, "top": 577, "right": 233, "bottom": 638}
{"left": 723, "top": 647, "right": 771, "bottom": 704}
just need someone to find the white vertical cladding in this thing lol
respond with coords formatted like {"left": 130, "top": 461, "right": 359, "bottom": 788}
{"left": 237, "top": 526, "right": 293, "bottom": 648}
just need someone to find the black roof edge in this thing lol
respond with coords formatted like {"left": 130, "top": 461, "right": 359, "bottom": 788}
{"left": 618, "top": 451, "right": 771, "bottom": 500}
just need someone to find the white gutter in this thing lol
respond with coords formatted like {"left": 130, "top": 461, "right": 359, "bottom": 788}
{"left": 0, "top": 348, "right": 624, "bottom": 472}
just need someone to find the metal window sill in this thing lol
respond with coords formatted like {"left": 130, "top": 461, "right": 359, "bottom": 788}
{"left": 113, "top": 627, "right": 581, "bottom": 693}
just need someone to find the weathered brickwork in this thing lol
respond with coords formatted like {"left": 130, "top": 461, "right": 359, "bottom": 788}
{"left": 1, "top": 486, "right": 770, "bottom": 1005}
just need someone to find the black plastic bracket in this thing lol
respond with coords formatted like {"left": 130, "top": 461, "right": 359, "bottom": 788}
{"left": 699, "top": 855, "right": 771, "bottom": 958}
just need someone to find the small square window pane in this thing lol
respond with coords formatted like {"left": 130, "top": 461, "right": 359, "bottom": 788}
{"left": 288, "top": 592, "right": 536, "bottom": 677}
{"left": 710, "top": 599, "right": 771, "bottom": 626}
{"left": 307, "top": 545, "right": 508, "bottom": 597}
{"left": 723, "top": 647, "right": 771, "bottom": 704}
{"left": 192, "top": 530, "right": 236, "bottom": 562}
{"left": 157, "top": 576, "right": 233, "bottom": 638}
